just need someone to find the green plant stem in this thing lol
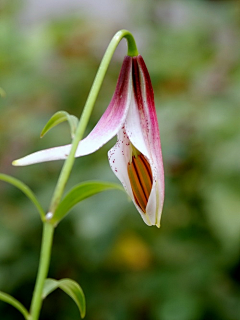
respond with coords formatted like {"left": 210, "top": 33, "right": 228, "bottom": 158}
{"left": 29, "top": 30, "right": 138, "bottom": 319}
{"left": 48, "top": 29, "right": 138, "bottom": 216}
{"left": 29, "top": 222, "right": 54, "bottom": 320}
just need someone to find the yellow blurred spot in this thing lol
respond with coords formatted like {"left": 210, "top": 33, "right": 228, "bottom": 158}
{"left": 0, "top": 87, "right": 6, "bottom": 98}
{"left": 110, "top": 233, "right": 152, "bottom": 271}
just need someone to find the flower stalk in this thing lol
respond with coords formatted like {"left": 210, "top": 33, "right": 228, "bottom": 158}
{"left": 48, "top": 30, "right": 138, "bottom": 215}
{"left": 29, "top": 222, "right": 54, "bottom": 320}
{"left": 25, "top": 30, "right": 141, "bottom": 320}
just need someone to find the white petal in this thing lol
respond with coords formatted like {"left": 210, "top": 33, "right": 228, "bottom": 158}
{"left": 125, "top": 92, "right": 150, "bottom": 158}
{"left": 12, "top": 144, "right": 72, "bottom": 166}
{"left": 108, "top": 127, "right": 152, "bottom": 226}
{"left": 145, "top": 180, "right": 159, "bottom": 227}
{"left": 108, "top": 127, "right": 132, "bottom": 195}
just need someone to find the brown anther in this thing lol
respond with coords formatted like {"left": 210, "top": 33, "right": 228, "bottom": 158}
{"left": 127, "top": 153, "right": 153, "bottom": 213}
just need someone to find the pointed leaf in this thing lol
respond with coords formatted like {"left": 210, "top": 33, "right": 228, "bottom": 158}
{"left": 41, "top": 111, "right": 79, "bottom": 139}
{"left": 52, "top": 181, "right": 124, "bottom": 224}
{"left": 59, "top": 279, "right": 85, "bottom": 318}
{"left": 43, "top": 278, "right": 86, "bottom": 318}
{"left": 0, "top": 173, "right": 45, "bottom": 220}
{"left": 0, "top": 291, "right": 29, "bottom": 320}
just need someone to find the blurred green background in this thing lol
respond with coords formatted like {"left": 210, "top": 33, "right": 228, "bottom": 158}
{"left": 1, "top": 0, "right": 240, "bottom": 319}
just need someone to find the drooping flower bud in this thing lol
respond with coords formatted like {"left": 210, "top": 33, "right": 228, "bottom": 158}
{"left": 13, "top": 55, "right": 164, "bottom": 227}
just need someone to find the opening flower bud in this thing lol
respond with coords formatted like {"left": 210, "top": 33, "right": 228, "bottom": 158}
{"left": 127, "top": 153, "right": 153, "bottom": 213}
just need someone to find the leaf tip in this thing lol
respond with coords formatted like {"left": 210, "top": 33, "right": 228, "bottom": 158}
{"left": 40, "top": 128, "right": 47, "bottom": 138}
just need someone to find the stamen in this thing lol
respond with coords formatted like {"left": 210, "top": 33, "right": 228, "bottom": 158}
{"left": 127, "top": 154, "right": 153, "bottom": 213}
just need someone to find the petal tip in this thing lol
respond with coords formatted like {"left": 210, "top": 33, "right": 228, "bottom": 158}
{"left": 12, "top": 159, "right": 19, "bottom": 166}
{"left": 12, "top": 156, "right": 33, "bottom": 167}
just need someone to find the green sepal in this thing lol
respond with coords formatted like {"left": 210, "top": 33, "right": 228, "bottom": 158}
{"left": 0, "top": 173, "right": 45, "bottom": 221}
{"left": 51, "top": 181, "right": 123, "bottom": 224}
{"left": 40, "top": 111, "right": 79, "bottom": 139}
{"left": 0, "top": 291, "right": 30, "bottom": 320}
{"left": 43, "top": 278, "right": 86, "bottom": 318}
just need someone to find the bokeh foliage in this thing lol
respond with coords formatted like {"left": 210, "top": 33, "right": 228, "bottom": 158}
{"left": 1, "top": 0, "right": 240, "bottom": 319}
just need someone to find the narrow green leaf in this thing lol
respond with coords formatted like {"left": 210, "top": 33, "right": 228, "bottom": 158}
{"left": 52, "top": 181, "right": 124, "bottom": 224}
{"left": 0, "top": 173, "right": 45, "bottom": 221}
{"left": 59, "top": 279, "right": 86, "bottom": 318}
{"left": 0, "top": 291, "right": 29, "bottom": 320}
{"left": 41, "top": 111, "right": 79, "bottom": 139}
{"left": 43, "top": 278, "right": 86, "bottom": 318}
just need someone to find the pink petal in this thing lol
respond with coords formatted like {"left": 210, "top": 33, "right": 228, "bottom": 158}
{"left": 13, "top": 56, "right": 133, "bottom": 166}
{"left": 134, "top": 55, "right": 165, "bottom": 225}
{"left": 108, "top": 55, "right": 164, "bottom": 227}
{"left": 75, "top": 56, "right": 132, "bottom": 157}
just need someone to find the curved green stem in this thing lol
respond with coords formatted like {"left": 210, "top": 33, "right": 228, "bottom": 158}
{"left": 122, "top": 30, "right": 138, "bottom": 57}
{"left": 29, "top": 222, "right": 54, "bottom": 320}
{"left": 48, "top": 30, "right": 138, "bottom": 216}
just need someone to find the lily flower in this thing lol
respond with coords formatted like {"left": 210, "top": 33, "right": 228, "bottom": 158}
{"left": 13, "top": 55, "right": 164, "bottom": 227}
